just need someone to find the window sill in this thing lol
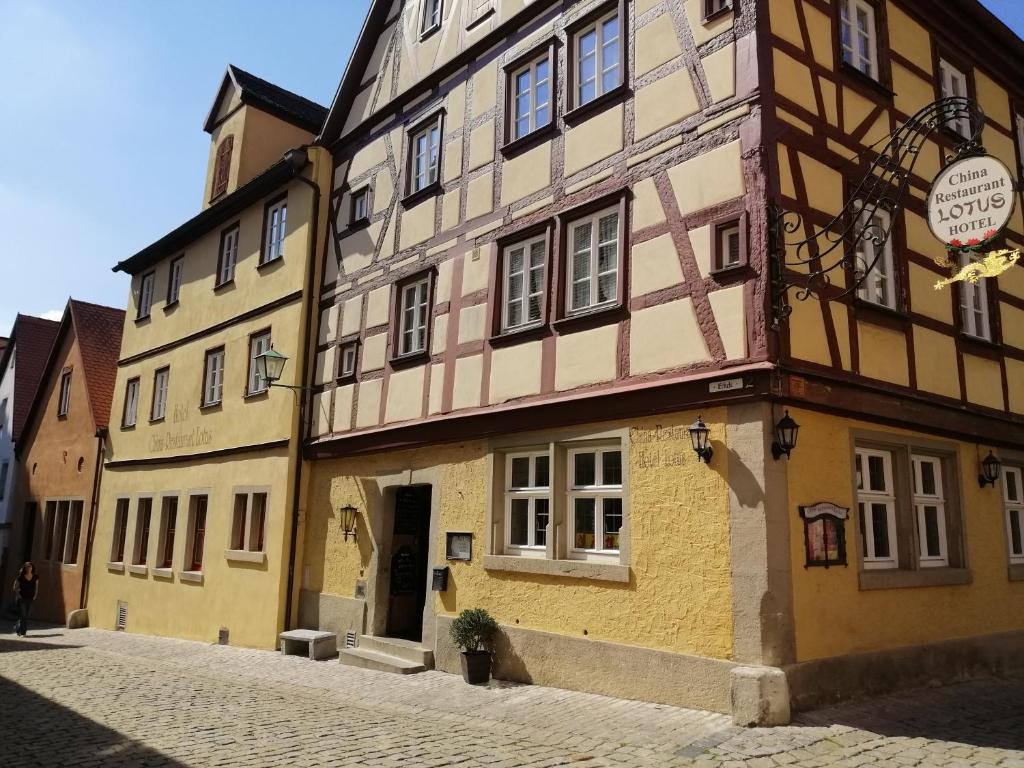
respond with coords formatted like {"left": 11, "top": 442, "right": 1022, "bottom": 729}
{"left": 839, "top": 62, "right": 894, "bottom": 100}
{"left": 466, "top": 6, "right": 495, "bottom": 30}
{"left": 120, "top": 423, "right": 137, "bottom": 432}
{"left": 500, "top": 122, "right": 557, "bottom": 159}
{"left": 960, "top": 334, "right": 1001, "bottom": 359}
{"left": 180, "top": 570, "right": 204, "bottom": 584}
{"left": 135, "top": 315, "right": 152, "bottom": 326}
{"left": 483, "top": 554, "right": 630, "bottom": 583}
{"left": 489, "top": 323, "right": 550, "bottom": 348}
{"left": 342, "top": 218, "right": 371, "bottom": 236}
{"left": 390, "top": 350, "right": 430, "bottom": 369}
{"left": 401, "top": 181, "right": 443, "bottom": 209}
{"left": 858, "top": 567, "right": 972, "bottom": 591}
{"left": 702, "top": 5, "right": 732, "bottom": 23}
{"left": 225, "top": 549, "right": 266, "bottom": 564}
{"left": 243, "top": 389, "right": 270, "bottom": 402}
{"left": 199, "top": 401, "right": 223, "bottom": 412}
{"left": 336, "top": 373, "right": 358, "bottom": 385}
{"left": 553, "top": 303, "right": 626, "bottom": 334}
{"left": 213, "top": 279, "right": 235, "bottom": 293}
{"left": 564, "top": 84, "right": 629, "bottom": 127}
{"left": 1008, "top": 563, "right": 1024, "bottom": 582}
{"left": 107, "top": 562, "right": 125, "bottom": 573}
{"left": 128, "top": 564, "right": 149, "bottom": 576}
{"left": 149, "top": 416, "right": 165, "bottom": 425}
{"left": 153, "top": 567, "right": 174, "bottom": 580}
{"left": 852, "top": 299, "right": 909, "bottom": 330}
{"left": 710, "top": 263, "right": 748, "bottom": 278}
{"left": 257, "top": 256, "right": 283, "bottom": 272}
{"left": 420, "top": 23, "right": 440, "bottom": 42}
{"left": 163, "top": 301, "right": 179, "bottom": 313}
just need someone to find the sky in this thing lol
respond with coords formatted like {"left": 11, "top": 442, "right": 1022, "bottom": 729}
{"left": 0, "top": 0, "right": 1022, "bottom": 337}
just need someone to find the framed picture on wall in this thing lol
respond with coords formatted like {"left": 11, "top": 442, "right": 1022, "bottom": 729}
{"left": 446, "top": 531, "right": 472, "bottom": 561}
{"left": 799, "top": 502, "right": 848, "bottom": 568}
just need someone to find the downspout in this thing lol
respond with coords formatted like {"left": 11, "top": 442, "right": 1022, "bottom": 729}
{"left": 283, "top": 147, "right": 322, "bottom": 632}
{"left": 80, "top": 427, "right": 107, "bottom": 610}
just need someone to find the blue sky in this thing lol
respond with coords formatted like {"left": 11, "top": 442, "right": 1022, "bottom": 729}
{"left": 0, "top": 0, "right": 1021, "bottom": 336}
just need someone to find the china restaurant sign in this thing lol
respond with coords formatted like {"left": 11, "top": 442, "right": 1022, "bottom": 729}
{"left": 927, "top": 155, "right": 1016, "bottom": 247}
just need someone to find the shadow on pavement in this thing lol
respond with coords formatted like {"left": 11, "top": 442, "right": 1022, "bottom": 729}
{"left": 0, "top": 674, "right": 187, "bottom": 767}
{"left": 796, "top": 679, "right": 1024, "bottom": 750}
{"left": 0, "top": 637, "right": 82, "bottom": 653}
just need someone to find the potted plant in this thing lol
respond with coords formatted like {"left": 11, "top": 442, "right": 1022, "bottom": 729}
{"left": 449, "top": 607, "right": 499, "bottom": 684}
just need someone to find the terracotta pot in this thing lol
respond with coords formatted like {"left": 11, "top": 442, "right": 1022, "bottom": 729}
{"left": 460, "top": 650, "right": 491, "bottom": 684}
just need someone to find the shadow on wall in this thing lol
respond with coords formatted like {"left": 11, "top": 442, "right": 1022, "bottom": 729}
{"left": 0, "top": 650, "right": 187, "bottom": 767}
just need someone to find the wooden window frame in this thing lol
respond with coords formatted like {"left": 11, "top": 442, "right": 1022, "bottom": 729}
{"left": 912, "top": 455, "right": 949, "bottom": 568}
{"left": 1003, "top": 466, "right": 1024, "bottom": 565}
{"left": 337, "top": 340, "right": 360, "bottom": 382}
{"left": 850, "top": 199, "right": 901, "bottom": 313}
{"left": 215, "top": 223, "right": 240, "bottom": 289}
{"left": 246, "top": 329, "right": 273, "bottom": 397}
{"left": 110, "top": 497, "right": 130, "bottom": 564}
{"left": 710, "top": 211, "right": 749, "bottom": 274}
{"left": 504, "top": 451, "right": 552, "bottom": 558}
{"left": 166, "top": 255, "right": 184, "bottom": 308}
{"left": 211, "top": 135, "right": 234, "bottom": 201}
{"left": 259, "top": 194, "right": 288, "bottom": 267}
{"left": 933, "top": 45, "right": 977, "bottom": 143}
{"left": 349, "top": 185, "right": 372, "bottom": 228}
{"left": 150, "top": 366, "right": 170, "bottom": 423}
{"left": 132, "top": 496, "right": 154, "bottom": 567}
{"left": 157, "top": 494, "right": 179, "bottom": 570}
{"left": 184, "top": 492, "right": 209, "bottom": 573}
{"left": 137, "top": 271, "right": 156, "bottom": 321}
{"left": 201, "top": 346, "right": 225, "bottom": 408}
{"left": 391, "top": 270, "right": 435, "bottom": 364}
{"left": 702, "top": 0, "right": 732, "bottom": 23}
{"left": 502, "top": 38, "right": 558, "bottom": 154}
{"left": 403, "top": 110, "right": 445, "bottom": 205}
{"left": 121, "top": 376, "right": 140, "bottom": 429}
{"left": 956, "top": 252, "right": 993, "bottom": 343}
{"left": 833, "top": 0, "right": 893, "bottom": 95}
{"left": 493, "top": 224, "right": 552, "bottom": 339}
{"left": 57, "top": 369, "right": 72, "bottom": 418}
{"left": 421, "top": 0, "right": 443, "bottom": 39}
{"left": 567, "top": 444, "right": 624, "bottom": 562}
{"left": 564, "top": 0, "right": 628, "bottom": 123}
{"left": 228, "top": 487, "right": 270, "bottom": 554}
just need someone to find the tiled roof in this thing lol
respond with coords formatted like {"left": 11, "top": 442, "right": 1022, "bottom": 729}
{"left": 204, "top": 65, "right": 328, "bottom": 134}
{"left": 1, "top": 315, "right": 60, "bottom": 443}
{"left": 69, "top": 300, "right": 125, "bottom": 430}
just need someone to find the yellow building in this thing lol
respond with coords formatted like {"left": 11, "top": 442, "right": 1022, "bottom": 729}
{"left": 294, "top": 0, "right": 1024, "bottom": 724}
{"left": 86, "top": 66, "right": 331, "bottom": 649}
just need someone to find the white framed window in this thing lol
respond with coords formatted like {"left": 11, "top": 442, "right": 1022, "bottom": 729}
{"left": 262, "top": 199, "right": 287, "bottom": 265}
{"left": 167, "top": 256, "right": 184, "bottom": 304}
{"left": 959, "top": 252, "right": 991, "bottom": 340}
{"left": 912, "top": 455, "right": 948, "bottom": 567}
{"left": 505, "top": 452, "right": 550, "bottom": 556}
{"left": 511, "top": 54, "right": 552, "bottom": 141}
{"left": 218, "top": 226, "right": 239, "bottom": 285}
{"left": 58, "top": 371, "right": 72, "bottom": 417}
{"left": 422, "top": 0, "right": 442, "bottom": 34}
{"left": 939, "top": 59, "right": 971, "bottom": 138}
{"left": 855, "top": 448, "right": 898, "bottom": 569}
{"left": 839, "top": 0, "right": 878, "bottom": 80}
{"left": 568, "top": 207, "right": 619, "bottom": 314}
{"left": 854, "top": 204, "right": 897, "bottom": 309}
{"left": 568, "top": 446, "right": 623, "bottom": 560}
{"left": 123, "top": 378, "right": 140, "bottom": 428}
{"left": 502, "top": 235, "right": 546, "bottom": 331}
{"left": 1003, "top": 466, "right": 1024, "bottom": 564}
{"left": 151, "top": 367, "right": 169, "bottom": 421}
{"left": 574, "top": 9, "right": 622, "bottom": 107}
{"left": 138, "top": 272, "right": 155, "bottom": 319}
{"left": 230, "top": 489, "right": 268, "bottom": 553}
{"left": 398, "top": 278, "right": 430, "bottom": 356}
{"left": 203, "top": 349, "right": 224, "bottom": 406}
{"left": 351, "top": 187, "right": 370, "bottom": 223}
{"left": 409, "top": 120, "right": 441, "bottom": 194}
{"left": 339, "top": 342, "right": 358, "bottom": 379}
{"left": 248, "top": 331, "right": 272, "bottom": 395}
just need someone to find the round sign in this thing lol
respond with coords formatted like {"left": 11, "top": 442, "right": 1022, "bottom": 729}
{"left": 927, "top": 155, "right": 1016, "bottom": 247}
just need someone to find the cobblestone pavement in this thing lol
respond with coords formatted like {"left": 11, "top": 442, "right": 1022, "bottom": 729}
{"left": 1, "top": 626, "right": 1022, "bottom": 767}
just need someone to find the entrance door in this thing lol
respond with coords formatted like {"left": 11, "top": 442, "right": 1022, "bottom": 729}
{"left": 386, "top": 486, "right": 431, "bottom": 641}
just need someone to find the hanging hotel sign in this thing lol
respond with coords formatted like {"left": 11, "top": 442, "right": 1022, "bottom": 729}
{"left": 927, "top": 155, "right": 1015, "bottom": 248}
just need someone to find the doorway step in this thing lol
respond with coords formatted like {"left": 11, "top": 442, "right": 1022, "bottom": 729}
{"left": 338, "top": 635, "right": 434, "bottom": 674}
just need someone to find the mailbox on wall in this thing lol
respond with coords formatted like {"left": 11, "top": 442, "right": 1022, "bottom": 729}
{"left": 431, "top": 566, "right": 449, "bottom": 592}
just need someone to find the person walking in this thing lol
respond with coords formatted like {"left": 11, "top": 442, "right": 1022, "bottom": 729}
{"left": 13, "top": 562, "right": 39, "bottom": 637}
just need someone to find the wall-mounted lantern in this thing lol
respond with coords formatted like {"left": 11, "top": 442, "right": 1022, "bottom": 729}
{"left": 339, "top": 504, "right": 358, "bottom": 541}
{"left": 771, "top": 410, "right": 800, "bottom": 460}
{"left": 979, "top": 451, "right": 1001, "bottom": 488}
{"left": 688, "top": 416, "right": 713, "bottom": 464}
{"left": 254, "top": 347, "right": 290, "bottom": 387}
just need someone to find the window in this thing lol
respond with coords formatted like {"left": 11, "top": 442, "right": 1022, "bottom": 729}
{"left": 110, "top": 498, "right": 129, "bottom": 563}
{"left": 855, "top": 448, "right": 898, "bottom": 569}
{"left": 398, "top": 277, "right": 431, "bottom": 356}
{"left": 217, "top": 225, "right": 239, "bottom": 286}
{"left": 248, "top": 331, "right": 272, "bottom": 395}
{"left": 64, "top": 501, "right": 83, "bottom": 564}
{"left": 502, "top": 235, "right": 547, "bottom": 331}
{"left": 151, "top": 367, "right": 169, "bottom": 421}
{"left": 505, "top": 453, "right": 550, "bottom": 556}
{"left": 912, "top": 456, "right": 948, "bottom": 567}
{"left": 567, "top": 207, "right": 620, "bottom": 314}
{"left": 132, "top": 498, "right": 153, "bottom": 566}
{"left": 959, "top": 252, "right": 991, "bottom": 340}
{"left": 262, "top": 198, "right": 287, "bottom": 265}
{"left": 138, "top": 272, "right": 155, "bottom": 319}
{"left": 509, "top": 52, "right": 552, "bottom": 142}
{"left": 351, "top": 187, "right": 370, "bottom": 224}
{"left": 157, "top": 496, "right": 178, "bottom": 569}
{"left": 939, "top": 59, "right": 971, "bottom": 138}
{"left": 122, "top": 377, "right": 140, "bottom": 428}
{"left": 167, "top": 256, "right": 184, "bottom": 305}
{"left": 568, "top": 446, "right": 623, "bottom": 559}
{"left": 339, "top": 342, "right": 358, "bottom": 380}
{"left": 230, "top": 490, "right": 268, "bottom": 553}
{"left": 1004, "top": 467, "right": 1024, "bottom": 564}
{"left": 854, "top": 204, "right": 897, "bottom": 308}
{"left": 0, "top": 462, "right": 7, "bottom": 501}
{"left": 704, "top": 0, "right": 731, "bottom": 18}
{"left": 43, "top": 501, "right": 58, "bottom": 560}
{"left": 1016, "top": 116, "right": 1024, "bottom": 177}
{"left": 0, "top": 397, "right": 7, "bottom": 439}
{"left": 44, "top": 500, "right": 81, "bottom": 564}
{"left": 422, "top": 0, "right": 442, "bottom": 35}
{"left": 186, "top": 494, "right": 208, "bottom": 572}
{"left": 407, "top": 115, "right": 443, "bottom": 196}
{"left": 58, "top": 370, "right": 72, "bottom": 417}
{"left": 203, "top": 348, "right": 225, "bottom": 406}
{"left": 713, "top": 218, "right": 744, "bottom": 272}
{"left": 839, "top": 0, "right": 878, "bottom": 80}
{"left": 572, "top": 8, "right": 622, "bottom": 109}
{"left": 212, "top": 135, "right": 233, "bottom": 199}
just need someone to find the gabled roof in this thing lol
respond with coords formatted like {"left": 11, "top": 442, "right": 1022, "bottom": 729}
{"left": 0, "top": 314, "right": 60, "bottom": 443}
{"left": 204, "top": 64, "right": 328, "bottom": 135}
{"left": 16, "top": 300, "right": 124, "bottom": 453}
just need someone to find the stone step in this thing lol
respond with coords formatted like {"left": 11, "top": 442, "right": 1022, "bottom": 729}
{"left": 338, "top": 647, "right": 426, "bottom": 674}
{"left": 358, "top": 635, "right": 434, "bottom": 667}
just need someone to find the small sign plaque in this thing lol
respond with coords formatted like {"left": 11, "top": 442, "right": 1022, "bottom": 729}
{"left": 798, "top": 502, "right": 849, "bottom": 568}
{"left": 709, "top": 377, "right": 744, "bottom": 394}
{"left": 446, "top": 532, "right": 472, "bottom": 561}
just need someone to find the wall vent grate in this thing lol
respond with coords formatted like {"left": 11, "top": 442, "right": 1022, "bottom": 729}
{"left": 115, "top": 601, "right": 127, "bottom": 631}
{"left": 345, "top": 631, "right": 357, "bottom": 648}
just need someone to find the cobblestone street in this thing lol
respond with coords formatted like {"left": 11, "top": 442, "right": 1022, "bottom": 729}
{"left": 1, "top": 626, "right": 1022, "bottom": 768}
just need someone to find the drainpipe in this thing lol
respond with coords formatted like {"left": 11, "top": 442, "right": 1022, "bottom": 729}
{"left": 282, "top": 146, "right": 322, "bottom": 632}
{"left": 80, "top": 427, "right": 107, "bottom": 610}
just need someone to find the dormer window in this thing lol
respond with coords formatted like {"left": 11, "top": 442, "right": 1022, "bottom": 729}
{"left": 212, "top": 135, "right": 234, "bottom": 200}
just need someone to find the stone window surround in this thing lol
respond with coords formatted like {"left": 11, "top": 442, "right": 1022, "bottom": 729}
{"left": 226, "top": 484, "right": 271, "bottom": 564}
{"left": 41, "top": 496, "right": 85, "bottom": 568}
{"left": 848, "top": 429, "right": 971, "bottom": 591}
{"left": 998, "top": 446, "right": 1024, "bottom": 582}
{"left": 131, "top": 494, "right": 155, "bottom": 569}
{"left": 108, "top": 495, "right": 132, "bottom": 570}
{"left": 484, "top": 423, "right": 631, "bottom": 583}
{"left": 183, "top": 488, "right": 212, "bottom": 578}
{"left": 155, "top": 492, "right": 181, "bottom": 571}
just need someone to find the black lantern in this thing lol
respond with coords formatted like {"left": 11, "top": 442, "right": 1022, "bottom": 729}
{"left": 339, "top": 504, "right": 358, "bottom": 541}
{"left": 771, "top": 410, "right": 800, "bottom": 460}
{"left": 688, "top": 416, "right": 714, "bottom": 463}
{"left": 254, "top": 347, "right": 289, "bottom": 386}
{"left": 979, "top": 451, "right": 1001, "bottom": 488}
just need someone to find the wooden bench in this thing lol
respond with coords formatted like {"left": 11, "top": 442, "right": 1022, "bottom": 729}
{"left": 279, "top": 629, "right": 337, "bottom": 660}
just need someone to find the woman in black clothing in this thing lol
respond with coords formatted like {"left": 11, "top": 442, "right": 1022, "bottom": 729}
{"left": 13, "top": 562, "right": 39, "bottom": 637}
